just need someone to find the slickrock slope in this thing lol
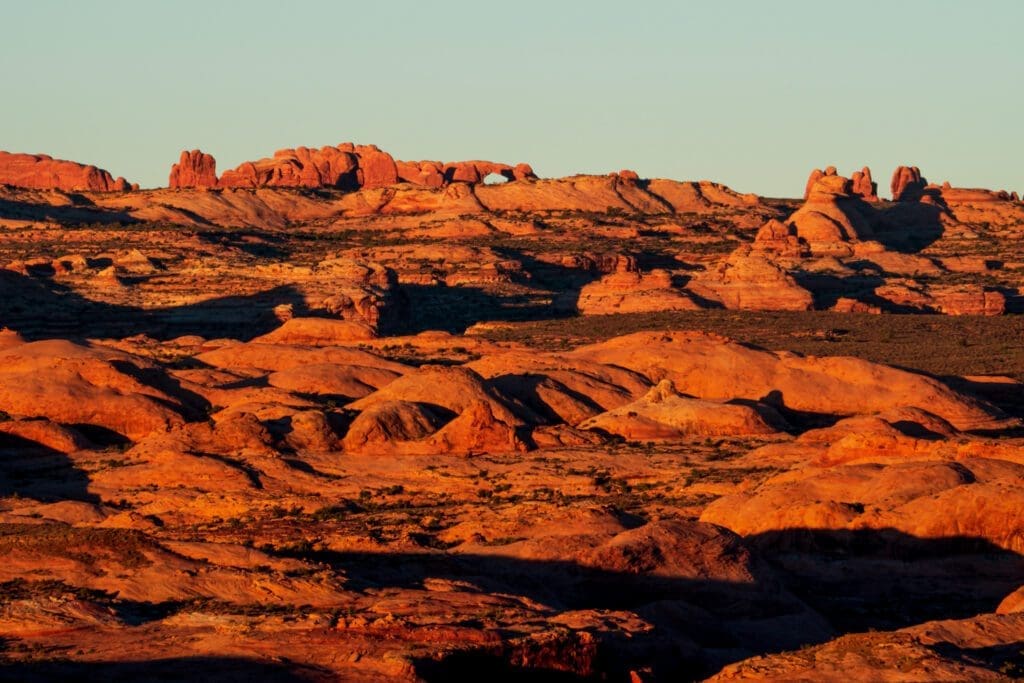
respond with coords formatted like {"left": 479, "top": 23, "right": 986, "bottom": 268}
{"left": 579, "top": 380, "right": 783, "bottom": 439}
{"left": 568, "top": 331, "right": 1008, "bottom": 431}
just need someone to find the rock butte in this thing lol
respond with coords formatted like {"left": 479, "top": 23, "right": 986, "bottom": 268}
{"left": 1, "top": 147, "right": 1024, "bottom": 680}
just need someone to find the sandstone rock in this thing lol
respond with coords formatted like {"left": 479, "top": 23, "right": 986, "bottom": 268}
{"left": 688, "top": 247, "right": 813, "bottom": 311}
{"left": 168, "top": 150, "right": 217, "bottom": 189}
{"left": 342, "top": 400, "right": 446, "bottom": 452}
{"left": 396, "top": 160, "right": 444, "bottom": 187}
{"left": 891, "top": 165, "right": 926, "bottom": 201}
{"left": 218, "top": 144, "right": 360, "bottom": 189}
{"left": 850, "top": 166, "right": 878, "bottom": 201}
{"left": 701, "top": 457, "right": 1024, "bottom": 553}
{"left": 568, "top": 331, "right": 1008, "bottom": 430}
{"left": 267, "top": 363, "right": 401, "bottom": 400}
{"left": 751, "top": 219, "right": 810, "bottom": 257}
{"left": 0, "top": 151, "right": 132, "bottom": 192}
{"left": 282, "top": 410, "right": 341, "bottom": 452}
{"left": 0, "top": 340, "right": 189, "bottom": 440}
{"left": 420, "top": 400, "right": 528, "bottom": 455}
{"left": 0, "top": 418, "right": 93, "bottom": 454}
{"left": 252, "top": 317, "right": 377, "bottom": 345}
{"left": 313, "top": 258, "right": 404, "bottom": 332}
{"left": 579, "top": 380, "right": 782, "bottom": 440}
{"left": 875, "top": 281, "right": 1006, "bottom": 315}
{"left": 351, "top": 144, "right": 398, "bottom": 188}
{"left": 195, "top": 342, "right": 407, "bottom": 374}
{"left": 573, "top": 259, "right": 701, "bottom": 315}
{"left": 348, "top": 365, "right": 531, "bottom": 427}
{"left": 803, "top": 167, "right": 827, "bottom": 200}
{"left": 830, "top": 297, "right": 881, "bottom": 314}
{"left": 788, "top": 172, "right": 875, "bottom": 254}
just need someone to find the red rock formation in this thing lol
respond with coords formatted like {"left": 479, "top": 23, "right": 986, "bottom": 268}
{"left": 688, "top": 247, "right": 814, "bottom": 311}
{"left": 190, "top": 143, "right": 533, "bottom": 191}
{"left": 788, "top": 172, "right": 875, "bottom": 255}
{"left": 0, "top": 151, "right": 132, "bottom": 192}
{"left": 168, "top": 150, "right": 217, "bottom": 189}
{"left": 850, "top": 166, "right": 878, "bottom": 201}
{"left": 803, "top": 168, "right": 826, "bottom": 199}
{"left": 442, "top": 160, "right": 536, "bottom": 184}
{"left": 573, "top": 258, "right": 702, "bottom": 315}
{"left": 347, "top": 143, "right": 398, "bottom": 188}
{"left": 891, "top": 165, "right": 925, "bottom": 201}
{"left": 217, "top": 145, "right": 360, "bottom": 189}
{"left": 805, "top": 166, "right": 877, "bottom": 202}
{"left": 751, "top": 219, "right": 810, "bottom": 257}
{"left": 396, "top": 160, "right": 445, "bottom": 187}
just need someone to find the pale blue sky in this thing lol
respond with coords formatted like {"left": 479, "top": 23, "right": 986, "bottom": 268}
{"left": 2, "top": 1, "right": 1021, "bottom": 196}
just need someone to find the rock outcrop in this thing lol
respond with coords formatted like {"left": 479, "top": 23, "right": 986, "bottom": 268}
{"left": 216, "top": 145, "right": 362, "bottom": 189}
{"left": 168, "top": 150, "right": 217, "bottom": 189}
{"left": 805, "top": 166, "right": 876, "bottom": 202}
{"left": 0, "top": 151, "right": 133, "bottom": 192}
{"left": 689, "top": 247, "right": 814, "bottom": 311}
{"left": 0, "top": 340, "right": 189, "bottom": 440}
{"left": 788, "top": 171, "right": 875, "bottom": 255}
{"left": 168, "top": 143, "right": 535, "bottom": 191}
{"left": 579, "top": 380, "right": 782, "bottom": 439}
{"left": 751, "top": 219, "right": 811, "bottom": 258}
{"left": 573, "top": 256, "right": 701, "bottom": 314}
{"left": 874, "top": 282, "right": 1007, "bottom": 316}
{"left": 891, "top": 165, "right": 926, "bottom": 201}
{"left": 850, "top": 166, "right": 878, "bottom": 201}
{"left": 568, "top": 331, "right": 1009, "bottom": 431}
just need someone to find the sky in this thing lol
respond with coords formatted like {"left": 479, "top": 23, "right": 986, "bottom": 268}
{"left": 2, "top": 1, "right": 1022, "bottom": 196}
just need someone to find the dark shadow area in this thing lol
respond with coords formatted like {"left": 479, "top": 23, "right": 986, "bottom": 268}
{"left": 748, "top": 528, "right": 1024, "bottom": 633}
{"left": 0, "top": 195, "right": 137, "bottom": 225}
{"left": 0, "top": 431, "right": 97, "bottom": 503}
{"left": 945, "top": 376, "right": 1024, "bottom": 421}
{"left": 871, "top": 200, "right": 946, "bottom": 253}
{"left": 266, "top": 528, "right": 1023, "bottom": 681}
{"left": 489, "top": 373, "right": 605, "bottom": 425}
{"left": 195, "top": 228, "right": 288, "bottom": 258}
{"left": 0, "top": 270, "right": 311, "bottom": 341}
{"left": 492, "top": 247, "right": 604, "bottom": 292}
{"left": 794, "top": 272, "right": 927, "bottom": 312}
{"left": 0, "top": 656, "right": 330, "bottom": 682}
{"left": 399, "top": 283, "right": 570, "bottom": 334}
